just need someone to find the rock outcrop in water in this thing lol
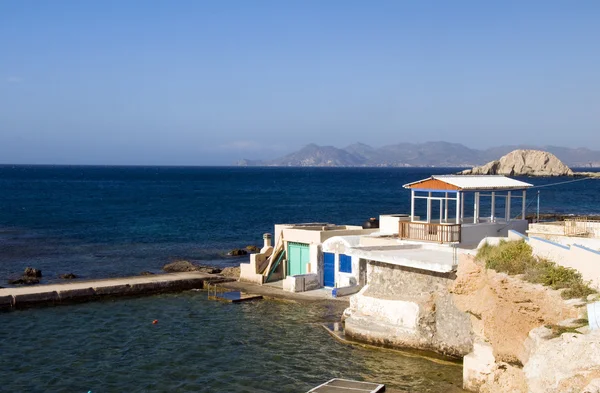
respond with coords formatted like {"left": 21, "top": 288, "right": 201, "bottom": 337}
{"left": 460, "top": 149, "right": 574, "bottom": 177}
{"left": 8, "top": 267, "right": 43, "bottom": 285}
{"left": 227, "top": 248, "right": 248, "bottom": 256}
{"left": 162, "top": 260, "right": 222, "bottom": 274}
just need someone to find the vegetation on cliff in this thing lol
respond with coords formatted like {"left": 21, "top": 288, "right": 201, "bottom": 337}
{"left": 476, "top": 240, "right": 596, "bottom": 299}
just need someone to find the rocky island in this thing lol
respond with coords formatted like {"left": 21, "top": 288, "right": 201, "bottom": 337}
{"left": 460, "top": 149, "right": 600, "bottom": 177}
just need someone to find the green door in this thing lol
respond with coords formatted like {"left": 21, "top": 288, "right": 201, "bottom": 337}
{"left": 287, "top": 242, "right": 310, "bottom": 276}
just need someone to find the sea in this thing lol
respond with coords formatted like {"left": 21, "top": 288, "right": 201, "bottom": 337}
{"left": 1, "top": 165, "right": 599, "bottom": 392}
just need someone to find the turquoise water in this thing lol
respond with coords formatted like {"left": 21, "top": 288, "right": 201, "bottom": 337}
{"left": 0, "top": 294, "right": 465, "bottom": 392}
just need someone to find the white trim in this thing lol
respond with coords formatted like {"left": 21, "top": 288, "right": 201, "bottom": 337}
{"left": 403, "top": 175, "right": 533, "bottom": 191}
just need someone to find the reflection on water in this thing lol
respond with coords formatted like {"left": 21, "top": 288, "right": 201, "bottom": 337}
{"left": 0, "top": 293, "right": 466, "bottom": 392}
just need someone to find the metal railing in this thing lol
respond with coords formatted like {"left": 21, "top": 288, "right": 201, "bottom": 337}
{"left": 399, "top": 221, "right": 461, "bottom": 243}
{"left": 564, "top": 217, "right": 599, "bottom": 237}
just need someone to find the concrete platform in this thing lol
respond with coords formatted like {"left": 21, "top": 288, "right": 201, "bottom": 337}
{"left": 308, "top": 378, "right": 385, "bottom": 393}
{"left": 209, "top": 291, "right": 263, "bottom": 303}
{"left": 0, "top": 272, "right": 228, "bottom": 310}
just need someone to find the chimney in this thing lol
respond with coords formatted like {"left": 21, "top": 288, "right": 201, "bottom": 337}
{"left": 263, "top": 233, "right": 272, "bottom": 249}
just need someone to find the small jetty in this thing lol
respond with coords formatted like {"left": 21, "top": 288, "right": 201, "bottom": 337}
{"left": 0, "top": 272, "right": 230, "bottom": 310}
{"left": 308, "top": 378, "right": 385, "bottom": 393}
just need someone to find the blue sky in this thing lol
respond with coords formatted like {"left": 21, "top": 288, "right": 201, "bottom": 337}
{"left": 1, "top": 1, "right": 599, "bottom": 165}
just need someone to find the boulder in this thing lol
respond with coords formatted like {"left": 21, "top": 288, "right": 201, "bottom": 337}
{"left": 245, "top": 245, "right": 261, "bottom": 253}
{"left": 162, "top": 260, "right": 222, "bottom": 274}
{"left": 221, "top": 266, "right": 241, "bottom": 278}
{"left": 227, "top": 249, "right": 248, "bottom": 256}
{"left": 461, "top": 150, "right": 574, "bottom": 177}
{"left": 24, "top": 267, "right": 42, "bottom": 278}
{"left": 59, "top": 273, "right": 77, "bottom": 279}
{"left": 524, "top": 330, "right": 600, "bottom": 393}
{"left": 163, "top": 260, "right": 199, "bottom": 272}
{"left": 140, "top": 271, "right": 155, "bottom": 276}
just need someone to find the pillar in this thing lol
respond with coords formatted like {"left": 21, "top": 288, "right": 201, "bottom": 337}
{"left": 456, "top": 192, "right": 461, "bottom": 224}
{"left": 490, "top": 192, "right": 496, "bottom": 222}
{"left": 522, "top": 190, "right": 527, "bottom": 219}
{"left": 474, "top": 192, "right": 480, "bottom": 224}
{"left": 445, "top": 192, "right": 449, "bottom": 222}
{"left": 461, "top": 192, "right": 465, "bottom": 222}
{"left": 427, "top": 192, "right": 432, "bottom": 223}
{"left": 506, "top": 191, "right": 512, "bottom": 221}
{"left": 410, "top": 189, "right": 415, "bottom": 222}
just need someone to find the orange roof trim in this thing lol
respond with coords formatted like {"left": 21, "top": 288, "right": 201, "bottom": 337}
{"left": 405, "top": 178, "right": 460, "bottom": 191}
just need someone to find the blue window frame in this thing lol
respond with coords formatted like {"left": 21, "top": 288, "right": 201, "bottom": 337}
{"left": 339, "top": 254, "right": 352, "bottom": 273}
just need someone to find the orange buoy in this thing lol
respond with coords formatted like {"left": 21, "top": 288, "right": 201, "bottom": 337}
{"left": 152, "top": 319, "right": 158, "bottom": 325}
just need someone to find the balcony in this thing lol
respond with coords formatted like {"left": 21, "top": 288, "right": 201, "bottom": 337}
{"left": 399, "top": 221, "right": 461, "bottom": 244}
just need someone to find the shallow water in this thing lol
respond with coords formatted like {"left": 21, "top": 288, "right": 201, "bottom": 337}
{"left": 0, "top": 294, "right": 465, "bottom": 392}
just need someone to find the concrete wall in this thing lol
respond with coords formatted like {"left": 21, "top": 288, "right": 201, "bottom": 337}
{"left": 460, "top": 220, "right": 528, "bottom": 248}
{"left": 379, "top": 214, "right": 413, "bottom": 235}
{"left": 344, "top": 261, "right": 473, "bottom": 358}
{"left": 283, "top": 273, "right": 320, "bottom": 292}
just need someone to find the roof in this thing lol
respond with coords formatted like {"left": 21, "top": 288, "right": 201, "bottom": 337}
{"left": 403, "top": 175, "right": 533, "bottom": 191}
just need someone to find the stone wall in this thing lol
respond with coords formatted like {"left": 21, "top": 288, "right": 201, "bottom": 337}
{"left": 343, "top": 261, "right": 473, "bottom": 358}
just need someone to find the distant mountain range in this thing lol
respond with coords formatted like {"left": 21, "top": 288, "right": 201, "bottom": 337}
{"left": 235, "top": 142, "right": 600, "bottom": 168}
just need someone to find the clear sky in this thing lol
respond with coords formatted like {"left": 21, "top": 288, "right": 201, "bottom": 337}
{"left": 1, "top": 1, "right": 599, "bottom": 165}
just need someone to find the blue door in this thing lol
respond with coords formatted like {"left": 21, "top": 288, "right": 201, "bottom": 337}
{"left": 323, "top": 252, "right": 335, "bottom": 287}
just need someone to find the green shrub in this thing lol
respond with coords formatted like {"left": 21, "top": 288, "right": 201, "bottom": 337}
{"left": 524, "top": 258, "right": 581, "bottom": 289}
{"left": 561, "top": 281, "right": 596, "bottom": 299}
{"left": 477, "top": 239, "right": 535, "bottom": 275}
{"left": 477, "top": 240, "right": 596, "bottom": 300}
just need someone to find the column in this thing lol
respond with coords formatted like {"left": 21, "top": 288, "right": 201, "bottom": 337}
{"left": 506, "top": 191, "right": 512, "bottom": 221}
{"left": 460, "top": 192, "right": 465, "bottom": 223}
{"left": 491, "top": 192, "right": 496, "bottom": 222}
{"left": 427, "top": 192, "right": 432, "bottom": 223}
{"left": 456, "top": 192, "right": 461, "bottom": 224}
{"left": 444, "top": 192, "right": 449, "bottom": 223}
{"left": 474, "top": 192, "right": 480, "bottom": 224}
{"left": 410, "top": 189, "right": 415, "bottom": 221}
{"left": 522, "top": 190, "right": 527, "bottom": 219}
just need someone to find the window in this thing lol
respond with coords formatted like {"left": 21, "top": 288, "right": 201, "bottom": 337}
{"left": 339, "top": 254, "right": 352, "bottom": 273}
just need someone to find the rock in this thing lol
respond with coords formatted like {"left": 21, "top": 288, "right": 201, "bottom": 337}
{"left": 140, "top": 271, "right": 155, "bottom": 276}
{"left": 163, "top": 260, "right": 200, "bottom": 272}
{"left": 24, "top": 267, "right": 42, "bottom": 278}
{"left": 221, "top": 266, "right": 240, "bottom": 278}
{"left": 8, "top": 277, "right": 40, "bottom": 285}
{"left": 196, "top": 266, "right": 222, "bottom": 274}
{"left": 162, "top": 260, "right": 222, "bottom": 274}
{"left": 59, "top": 273, "right": 77, "bottom": 279}
{"left": 245, "top": 245, "right": 260, "bottom": 253}
{"left": 582, "top": 378, "right": 600, "bottom": 393}
{"left": 461, "top": 150, "right": 574, "bottom": 177}
{"left": 227, "top": 249, "right": 248, "bottom": 256}
{"left": 524, "top": 330, "right": 600, "bottom": 393}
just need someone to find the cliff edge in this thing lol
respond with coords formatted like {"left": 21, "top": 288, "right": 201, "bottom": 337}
{"left": 461, "top": 149, "right": 574, "bottom": 177}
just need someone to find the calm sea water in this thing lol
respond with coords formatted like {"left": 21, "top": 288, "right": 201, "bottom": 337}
{"left": 1, "top": 165, "right": 599, "bottom": 283}
{"left": 1, "top": 166, "right": 599, "bottom": 392}
{"left": 0, "top": 294, "right": 466, "bottom": 393}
